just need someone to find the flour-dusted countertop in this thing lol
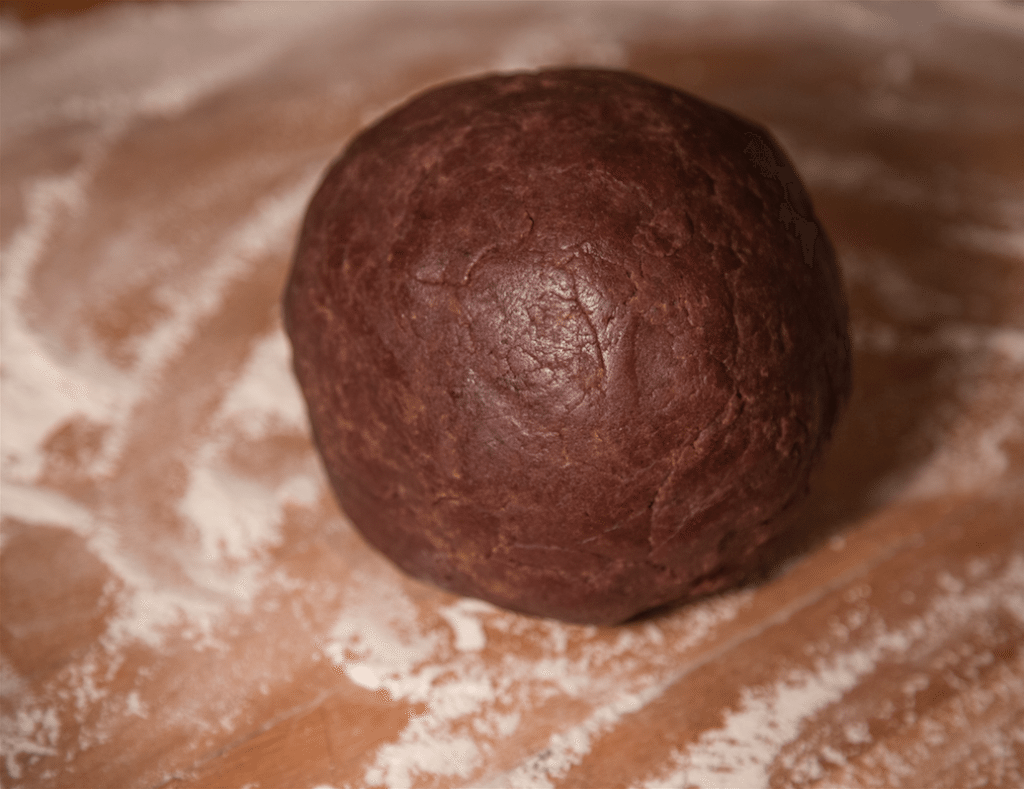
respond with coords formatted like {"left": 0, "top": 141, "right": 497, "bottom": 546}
{"left": 2, "top": 3, "right": 1023, "bottom": 788}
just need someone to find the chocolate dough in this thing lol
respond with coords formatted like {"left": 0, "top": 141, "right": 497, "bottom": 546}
{"left": 284, "top": 68, "right": 850, "bottom": 624}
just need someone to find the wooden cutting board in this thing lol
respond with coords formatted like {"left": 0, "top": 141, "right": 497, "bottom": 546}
{"left": 2, "top": 3, "right": 1022, "bottom": 787}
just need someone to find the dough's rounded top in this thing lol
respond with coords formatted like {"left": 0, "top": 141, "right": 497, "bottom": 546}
{"left": 285, "top": 68, "right": 850, "bottom": 623}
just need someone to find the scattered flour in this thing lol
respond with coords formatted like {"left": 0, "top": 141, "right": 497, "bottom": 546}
{"left": 857, "top": 322, "right": 1024, "bottom": 500}
{"left": 0, "top": 666, "right": 60, "bottom": 781}
{"left": 0, "top": 3, "right": 370, "bottom": 135}
{"left": 87, "top": 175, "right": 319, "bottom": 480}
{"left": 179, "top": 329, "right": 319, "bottom": 569}
{"left": 1, "top": 9, "right": 336, "bottom": 779}
{"left": 1, "top": 171, "right": 120, "bottom": 483}
{"left": 634, "top": 557, "right": 1024, "bottom": 789}
{"left": 318, "top": 581, "right": 750, "bottom": 789}
{"left": 438, "top": 600, "right": 495, "bottom": 653}
{"left": 483, "top": 686, "right": 664, "bottom": 789}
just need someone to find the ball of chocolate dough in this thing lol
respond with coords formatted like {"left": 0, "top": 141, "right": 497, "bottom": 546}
{"left": 284, "top": 68, "right": 850, "bottom": 624}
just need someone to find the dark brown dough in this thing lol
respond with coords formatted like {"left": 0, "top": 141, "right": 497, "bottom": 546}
{"left": 284, "top": 68, "right": 850, "bottom": 624}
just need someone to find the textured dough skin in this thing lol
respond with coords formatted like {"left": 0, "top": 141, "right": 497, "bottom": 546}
{"left": 284, "top": 68, "right": 851, "bottom": 624}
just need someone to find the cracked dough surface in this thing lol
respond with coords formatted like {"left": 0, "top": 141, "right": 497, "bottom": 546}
{"left": 285, "top": 68, "right": 851, "bottom": 623}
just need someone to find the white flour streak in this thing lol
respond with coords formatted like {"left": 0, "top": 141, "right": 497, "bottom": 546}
{"left": 0, "top": 123, "right": 313, "bottom": 492}
{"left": 851, "top": 323, "right": 1024, "bottom": 365}
{"left": 635, "top": 557, "right": 1024, "bottom": 789}
{"left": 0, "top": 482, "right": 94, "bottom": 534}
{"left": 639, "top": 660, "right": 872, "bottom": 789}
{"left": 179, "top": 328, "right": 318, "bottom": 570}
{"left": 92, "top": 176, "right": 316, "bottom": 478}
{"left": 0, "top": 173, "right": 118, "bottom": 483}
{"left": 950, "top": 224, "right": 1024, "bottom": 260}
{"left": 0, "top": 479, "right": 263, "bottom": 649}
{"left": 841, "top": 250, "right": 963, "bottom": 322}
{"left": 317, "top": 579, "right": 749, "bottom": 788}
{"left": 366, "top": 702, "right": 486, "bottom": 788}
{"left": 485, "top": 685, "right": 664, "bottom": 789}
{"left": 322, "top": 572, "right": 442, "bottom": 697}
{"left": 850, "top": 320, "right": 1024, "bottom": 500}
{"left": 124, "top": 692, "right": 147, "bottom": 719}
{"left": 3, "top": 330, "right": 318, "bottom": 652}
{"left": 902, "top": 403, "right": 1024, "bottom": 499}
{"left": 1, "top": 5, "right": 323, "bottom": 488}
{"left": 0, "top": 9, "right": 330, "bottom": 770}
{"left": 182, "top": 469, "right": 288, "bottom": 564}
{"left": 0, "top": 692, "right": 60, "bottom": 780}
{"left": 438, "top": 600, "right": 495, "bottom": 653}
{"left": 3, "top": 246, "right": 318, "bottom": 647}
{"left": 216, "top": 330, "right": 309, "bottom": 437}
{"left": 0, "top": 3, "right": 367, "bottom": 134}
{"left": 111, "top": 327, "right": 320, "bottom": 640}
{"left": 872, "top": 324, "right": 1024, "bottom": 367}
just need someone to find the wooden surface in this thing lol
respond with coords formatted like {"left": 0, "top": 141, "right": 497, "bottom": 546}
{"left": 2, "top": 3, "right": 1023, "bottom": 787}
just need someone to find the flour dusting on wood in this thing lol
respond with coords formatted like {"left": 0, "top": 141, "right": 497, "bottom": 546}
{"left": 2, "top": 3, "right": 1023, "bottom": 787}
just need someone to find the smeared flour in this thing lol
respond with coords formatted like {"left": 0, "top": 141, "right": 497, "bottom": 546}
{"left": 0, "top": 5, "right": 343, "bottom": 776}
{"left": 319, "top": 576, "right": 750, "bottom": 789}
{"left": 483, "top": 687, "right": 664, "bottom": 789}
{"left": 635, "top": 557, "right": 1024, "bottom": 789}
{"left": 0, "top": 667, "right": 59, "bottom": 781}
{"left": 179, "top": 329, "right": 319, "bottom": 568}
